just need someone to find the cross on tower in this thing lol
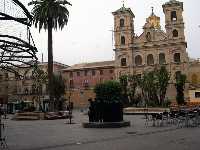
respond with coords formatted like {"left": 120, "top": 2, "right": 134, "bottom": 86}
{"left": 122, "top": 0, "right": 125, "bottom": 7}
{"left": 151, "top": 6, "right": 154, "bottom": 15}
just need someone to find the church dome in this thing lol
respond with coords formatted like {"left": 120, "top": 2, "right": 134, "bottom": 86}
{"left": 144, "top": 7, "right": 161, "bottom": 29}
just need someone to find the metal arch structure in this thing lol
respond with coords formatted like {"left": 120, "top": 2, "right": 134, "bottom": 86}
{"left": 0, "top": 0, "right": 38, "bottom": 76}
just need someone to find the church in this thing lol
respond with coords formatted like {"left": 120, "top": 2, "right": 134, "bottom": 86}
{"left": 112, "top": 0, "right": 200, "bottom": 104}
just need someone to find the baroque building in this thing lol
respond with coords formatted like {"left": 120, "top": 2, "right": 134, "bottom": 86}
{"left": 112, "top": 0, "right": 196, "bottom": 102}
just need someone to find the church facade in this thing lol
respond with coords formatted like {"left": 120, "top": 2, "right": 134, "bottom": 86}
{"left": 112, "top": 0, "right": 200, "bottom": 102}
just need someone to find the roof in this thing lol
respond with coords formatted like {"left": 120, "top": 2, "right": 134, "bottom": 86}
{"left": 163, "top": 0, "right": 183, "bottom": 9}
{"left": 165, "top": 0, "right": 182, "bottom": 5}
{"left": 63, "top": 61, "right": 115, "bottom": 71}
{"left": 38, "top": 61, "right": 69, "bottom": 68}
{"left": 112, "top": 6, "right": 135, "bottom": 17}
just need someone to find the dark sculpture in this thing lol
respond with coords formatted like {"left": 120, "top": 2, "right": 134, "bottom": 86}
{"left": 88, "top": 98, "right": 123, "bottom": 123}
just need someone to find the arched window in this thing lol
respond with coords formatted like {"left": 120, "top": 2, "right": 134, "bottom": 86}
{"left": 69, "top": 80, "right": 74, "bottom": 88}
{"left": 174, "top": 53, "right": 181, "bottom": 63}
{"left": 24, "top": 88, "right": 29, "bottom": 94}
{"left": 175, "top": 71, "right": 181, "bottom": 80}
{"left": 121, "top": 36, "right": 125, "bottom": 45}
{"left": 120, "top": 18, "right": 125, "bottom": 27}
{"left": 146, "top": 32, "right": 151, "bottom": 41}
{"left": 147, "top": 54, "right": 154, "bottom": 65}
{"left": 121, "top": 58, "right": 127, "bottom": 66}
{"left": 191, "top": 74, "right": 198, "bottom": 84}
{"left": 171, "top": 11, "right": 177, "bottom": 21}
{"left": 135, "top": 55, "right": 142, "bottom": 66}
{"left": 173, "top": 29, "right": 178, "bottom": 37}
{"left": 159, "top": 53, "right": 166, "bottom": 64}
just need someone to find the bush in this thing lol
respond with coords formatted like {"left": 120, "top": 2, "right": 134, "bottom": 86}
{"left": 94, "top": 80, "right": 122, "bottom": 103}
{"left": 90, "top": 80, "right": 123, "bottom": 122}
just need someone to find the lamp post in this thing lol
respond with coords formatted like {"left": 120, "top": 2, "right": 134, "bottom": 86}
{"left": 68, "top": 87, "right": 72, "bottom": 124}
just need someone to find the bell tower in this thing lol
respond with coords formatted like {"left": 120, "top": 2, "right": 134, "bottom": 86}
{"left": 112, "top": 4, "right": 135, "bottom": 49}
{"left": 162, "top": 0, "right": 185, "bottom": 40}
{"left": 112, "top": 4, "right": 135, "bottom": 78}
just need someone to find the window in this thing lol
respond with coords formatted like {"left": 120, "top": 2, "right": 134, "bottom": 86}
{"left": 99, "top": 78, "right": 103, "bottom": 83}
{"left": 92, "top": 70, "right": 96, "bottom": 76}
{"left": 147, "top": 54, "right": 154, "bottom": 65}
{"left": 25, "top": 88, "right": 29, "bottom": 94}
{"left": 195, "top": 92, "right": 200, "bottom": 98}
{"left": 171, "top": 11, "right": 177, "bottom": 21}
{"left": 84, "top": 70, "right": 88, "bottom": 76}
{"left": 69, "top": 72, "right": 73, "bottom": 78}
{"left": 100, "top": 70, "right": 103, "bottom": 75}
{"left": 135, "top": 55, "right": 142, "bottom": 66}
{"left": 121, "top": 58, "right": 127, "bottom": 66}
{"left": 136, "top": 74, "right": 141, "bottom": 79}
{"left": 77, "top": 72, "right": 80, "bottom": 76}
{"left": 146, "top": 32, "right": 151, "bottom": 41}
{"left": 83, "top": 80, "right": 89, "bottom": 88}
{"left": 121, "top": 36, "right": 125, "bottom": 45}
{"left": 5, "top": 73, "right": 8, "bottom": 79}
{"left": 175, "top": 71, "right": 181, "bottom": 80}
{"left": 159, "top": 53, "right": 166, "bottom": 65}
{"left": 173, "top": 29, "right": 178, "bottom": 37}
{"left": 174, "top": 53, "right": 181, "bottom": 63}
{"left": 32, "top": 85, "right": 36, "bottom": 94}
{"left": 109, "top": 70, "right": 114, "bottom": 74}
{"left": 69, "top": 80, "right": 74, "bottom": 88}
{"left": 120, "top": 18, "right": 125, "bottom": 27}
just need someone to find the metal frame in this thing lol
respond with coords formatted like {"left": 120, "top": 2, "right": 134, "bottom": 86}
{"left": 0, "top": 0, "right": 38, "bottom": 76}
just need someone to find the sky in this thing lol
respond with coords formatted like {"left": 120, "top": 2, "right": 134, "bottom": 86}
{"left": 25, "top": 0, "right": 200, "bottom": 65}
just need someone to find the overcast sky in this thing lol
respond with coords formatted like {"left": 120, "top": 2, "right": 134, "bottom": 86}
{"left": 26, "top": 0, "right": 200, "bottom": 65}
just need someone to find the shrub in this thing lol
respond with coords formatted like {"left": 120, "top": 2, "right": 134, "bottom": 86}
{"left": 90, "top": 80, "right": 123, "bottom": 122}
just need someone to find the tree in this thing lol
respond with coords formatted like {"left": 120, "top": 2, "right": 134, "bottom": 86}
{"left": 175, "top": 74, "right": 187, "bottom": 105}
{"left": 135, "top": 71, "right": 158, "bottom": 106}
{"left": 32, "top": 65, "right": 48, "bottom": 111}
{"left": 29, "top": 0, "right": 72, "bottom": 111}
{"left": 156, "top": 66, "right": 170, "bottom": 106}
{"left": 119, "top": 75, "right": 129, "bottom": 105}
{"left": 127, "top": 75, "right": 139, "bottom": 106}
{"left": 94, "top": 80, "right": 122, "bottom": 103}
{"left": 93, "top": 80, "right": 123, "bottom": 122}
{"left": 52, "top": 74, "right": 65, "bottom": 110}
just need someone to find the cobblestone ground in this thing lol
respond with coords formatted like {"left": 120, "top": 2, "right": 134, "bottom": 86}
{"left": 2, "top": 110, "right": 200, "bottom": 150}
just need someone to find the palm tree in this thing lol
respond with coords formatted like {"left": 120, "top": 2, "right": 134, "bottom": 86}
{"left": 28, "top": 0, "right": 72, "bottom": 111}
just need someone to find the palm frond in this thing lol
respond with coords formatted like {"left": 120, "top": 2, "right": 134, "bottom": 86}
{"left": 30, "top": 0, "right": 71, "bottom": 31}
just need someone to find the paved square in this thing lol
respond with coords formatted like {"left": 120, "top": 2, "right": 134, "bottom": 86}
{"left": 2, "top": 110, "right": 200, "bottom": 150}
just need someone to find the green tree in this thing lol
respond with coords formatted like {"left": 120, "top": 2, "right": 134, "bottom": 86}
{"left": 127, "top": 75, "right": 139, "bottom": 106}
{"left": 134, "top": 71, "right": 158, "bottom": 106}
{"left": 175, "top": 74, "right": 187, "bottom": 105}
{"left": 156, "top": 66, "right": 170, "bottom": 106}
{"left": 32, "top": 65, "right": 48, "bottom": 111}
{"left": 94, "top": 80, "right": 123, "bottom": 122}
{"left": 119, "top": 75, "right": 129, "bottom": 105}
{"left": 29, "top": 0, "right": 72, "bottom": 111}
{"left": 52, "top": 74, "right": 65, "bottom": 110}
{"left": 94, "top": 80, "right": 122, "bottom": 103}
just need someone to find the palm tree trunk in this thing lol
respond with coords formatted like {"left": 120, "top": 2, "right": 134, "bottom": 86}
{"left": 48, "top": 19, "right": 54, "bottom": 111}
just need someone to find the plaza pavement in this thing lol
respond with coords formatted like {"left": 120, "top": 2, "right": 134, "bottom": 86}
{"left": 2, "top": 109, "right": 200, "bottom": 150}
